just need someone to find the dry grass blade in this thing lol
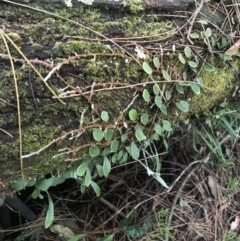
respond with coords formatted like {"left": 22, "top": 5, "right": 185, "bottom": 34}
{"left": 208, "top": 175, "right": 218, "bottom": 200}
{"left": 0, "top": 29, "right": 24, "bottom": 183}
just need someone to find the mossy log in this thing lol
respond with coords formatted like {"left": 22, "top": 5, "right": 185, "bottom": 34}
{"left": 0, "top": 0, "right": 239, "bottom": 196}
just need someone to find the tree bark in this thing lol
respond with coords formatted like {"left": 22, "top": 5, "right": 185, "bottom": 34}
{"left": 0, "top": 0, "right": 237, "bottom": 196}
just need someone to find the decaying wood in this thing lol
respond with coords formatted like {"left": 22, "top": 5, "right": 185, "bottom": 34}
{"left": 0, "top": 0, "right": 238, "bottom": 195}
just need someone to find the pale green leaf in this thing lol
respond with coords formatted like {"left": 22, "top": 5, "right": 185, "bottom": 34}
{"left": 45, "top": 192, "right": 54, "bottom": 228}
{"left": 90, "top": 181, "right": 101, "bottom": 197}
{"left": 190, "top": 32, "right": 200, "bottom": 39}
{"left": 191, "top": 83, "right": 201, "bottom": 94}
{"left": 11, "top": 179, "right": 29, "bottom": 191}
{"left": 121, "top": 133, "right": 128, "bottom": 143}
{"left": 176, "top": 84, "right": 184, "bottom": 94}
{"left": 111, "top": 140, "right": 119, "bottom": 152}
{"left": 96, "top": 164, "right": 104, "bottom": 177}
{"left": 155, "top": 95, "right": 162, "bottom": 109}
{"left": 176, "top": 100, "right": 189, "bottom": 112}
{"left": 129, "top": 109, "right": 137, "bottom": 121}
{"left": 204, "top": 65, "right": 216, "bottom": 72}
{"left": 116, "top": 150, "right": 123, "bottom": 161}
{"left": 160, "top": 104, "right": 167, "bottom": 115}
{"left": 153, "top": 84, "right": 160, "bottom": 95}
{"left": 119, "top": 151, "right": 128, "bottom": 164}
{"left": 154, "top": 123, "right": 163, "bottom": 136}
{"left": 93, "top": 129, "right": 104, "bottom": 141}
{"left": 153, "top": 57, "right": 160, "bottom": 69}
{"left": 162, "top": 70, "right": 171, "bottom": 81}
{"left": 104, "top": 129, "right": 114, "bottom": 142}
{"left": 178, "top": 53, "right": 186, "bottom": 64}
{"left": 127, "top": 142, "right": 140, "bottom": 160}
{"left": 184, "top": 46, "right": 192, "bottom": 58}
{"left": 77, "top": 161, "right": 88, "bottom": 176}
{"left": 153, "top": 174, "right": 169, "bottom": 188}
{"left": 205, "top": 27, "right": 212, "bottom": 37}
{"left": 162, "top": 120, "right": 172, "bottom": 132}
{"left": 165, "top": 90, "right": 172, "bottom": 101}
{"left": 101, "top": 111, "right": 109, "bottom": 122}
{"left": 89, "top": 145, "right": 100, "bottom": 157}
{"left": 135, "top": 125, "right": 146, "bottom": 141}
{"left": 196, "top": 77, "right": 204, "bottom": 85}
{"left": 37, "top": 178, "right": 53, "bottom": 192}
{"left": 188, "top": 61, "right": 198, "bottom": 68}
{"left": 85, "top": 168, "right": 92, "bottom": 187}
{"left": 140, "top": 113, "right": 149, "bottom": 125}
{"left": 142, "top": 89, "right": 150, "bottom": 102}
{"left": 142, "top": 62, "right": 152, "bottom": 75}
{"left": 196, "top": 19, "right": 208, "bottom": 24}
{"left": 103, "top": 156, "right": 111, "bottom": 177}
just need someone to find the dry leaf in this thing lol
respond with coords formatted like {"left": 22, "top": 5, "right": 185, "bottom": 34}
{"left": 231, "top": 215, "right": 240, "bottom": 230}
{"left": 224, "top": 39, "right": 240, "bottom": 56}
{"left": 208, "top": 175, "right": 218, "bottom": 199}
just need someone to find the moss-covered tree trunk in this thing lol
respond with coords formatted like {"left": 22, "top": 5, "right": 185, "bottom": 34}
{"left": 0, "top": 0, "right": 238, "bottom": 196}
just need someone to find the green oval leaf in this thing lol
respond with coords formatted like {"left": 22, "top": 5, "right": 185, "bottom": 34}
{"left": 190, "top": 32, "right": 200, "bottom": 39}
{"left": 121, "top": 133, "right": 128, "bottom": 143}
{"left": 205, "top": 27, "right": 212, "bottom": 37}
{"left": 103, "top": 156, "right": 111, "bottom": 177}
{"left": 154, "top": 123, "right": 163, "bottom": 136}
{"left": 142, "top": 89, "right": 150, "bottom": 102}
{"left": 93, "top": 129, "right": 104, "bottom": 141}
{"left": 89, "top": 145, "right": 100, "bottom": 157}
{"left": 165, "top": 90, "right": 172, "bottom": 101}
{"left": 178, "top": 53, "right": 186, "bottom": 64}
{"left": 162, "top": 70, "right": 171, "bottom": 81}
{"left": 111, "top": 140, "right": 119, "bottom": 152}
{"left": 135, "top": 125, "right": 146, "bottom": 141}
{"left": 160, "top": 104, "right": 167, "bottom": 115}
{"left": 37, "top": 178, "right": 53, "bottom": 192}
{"left": 142, "top": 62, "right": 152, "bottom": 75}
{"left": 155, "top": 95, "right": 163, "bottom": 108}
{"left": 11, "top": 178, "right": 29, "bottom": 191}
{"left": 153, "top": 84, "right": 160, "bottom": 95}
{"left": 45, "top": 192, "right": 54, "bottom": 228}
{"left": 191, "top": 83, "right": 201, "bottom": 94}
{"left": 184, "top": 46, "right": 192, "bottom": 58}
{"left": 204, "top": 65, "right": 216, "bottom": 72}
{"left": 130, "top": 142, "right": 140, "bottom": 160}
{"left": 176, "top": 84, "right": 184, "bottom": 94}
{"left": 90, "top": 181, "right": 101, "bottom": 197}
{"left": 162, "top": 120, "right": 172, "bottom": 132}
{"left": 101, "top": 111, "right": 109, "bottom": 122}
{"left": 188, "top": 61, "right": 198, "bottom": 68}
{"left": 84, "top": 168, "right": 92, "bottom": 187}
{"left": 101, "top": 146, "right": 111, "bottom": 156}
{"left": 77, "top": 161, "right": 88, "bottom": 176}
{"left": 96, "top": 164, "right": 104, "bottom": 177}
{"left": 129, "top": 109, "right": 137, "bottom": 121}
{"left": 104, "top": 129, "right": 114, "bottom": 142}
{"left": 140, "top": 113, "right": 149, "bottom": 125}
{"left": 196, "top": 77, "right": 204, "bottom": 85}
{"left": 176, "top": 100, "right": 189, "bottom": 112}
{"left": 119, "top": 151, "right": 128, "bottom": 164}
{"left": 153, "top": 56, "right": 160, "bottom": 69}
{"left": 117, "top": 150, "right": 123, "bottom": 161}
